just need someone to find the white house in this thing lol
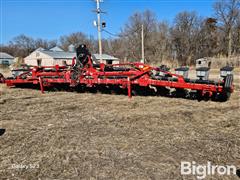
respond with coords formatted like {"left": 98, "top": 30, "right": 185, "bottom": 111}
{"left": 92, "top": 54, "right": 119, "bottom": 65}
{"left": 0, "top": 52, "right": 14, "bottom": 65}
{"left": 24, "top": 46, "right": 75, "bottom": 66}
{"left": 24, "top": 45, "right": 120, "bottom": 66}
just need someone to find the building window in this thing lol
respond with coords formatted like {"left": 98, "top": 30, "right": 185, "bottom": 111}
{"left": 107, "top": 60, "right": 113, "bottom": 65}
{"left": 37, "top": 59, "right": 42, "bottom": 66}
{"left": 63, "top": 61, "right": 67, "bottom": 66}
{"left": 2, "top": 60, "right": 10, "bottom": 65}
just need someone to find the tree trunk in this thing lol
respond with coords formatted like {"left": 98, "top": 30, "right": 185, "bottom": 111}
{"left": 238, "top": 28, "right": 240, "bottom": 54}
{"left": 228, "top": 28, "right": 232, "bottom": 58}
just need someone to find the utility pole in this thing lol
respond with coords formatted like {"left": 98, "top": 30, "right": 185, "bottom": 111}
{"left": 95, "top": 0, "right": 103, "bottom": 63}
{"left": 141, "top": 24, "right": 145, "bottom": 63}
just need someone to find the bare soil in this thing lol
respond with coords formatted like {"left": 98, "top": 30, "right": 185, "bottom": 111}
{"left": 0, "top": 70, "right": 239, "bottom": 179}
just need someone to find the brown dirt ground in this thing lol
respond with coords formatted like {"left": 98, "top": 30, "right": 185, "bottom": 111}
{"left": 0, "top": 69, "right": 239, "bottom": 179}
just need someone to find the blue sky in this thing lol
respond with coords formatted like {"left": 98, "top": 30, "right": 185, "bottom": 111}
{"left": 1, "top": 0, "right": 215, "bottom": 44}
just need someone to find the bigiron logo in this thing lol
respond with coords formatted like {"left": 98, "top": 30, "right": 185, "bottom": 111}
{"left": 181, "top": 161, "right": 237, "bottom": 179}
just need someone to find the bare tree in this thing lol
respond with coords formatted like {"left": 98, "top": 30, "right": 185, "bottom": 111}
{"left": 197, "top": 18, "right": 218, "bottom": 57}
{"left": 2, "top": 1, "right": 240, "bottom": 66}
{"left": 232, "top": 14, "right": 240, "bottom": 54}
{"left": 171, "top": 11, "right": 201, "bottom": 65}
{"left": 214, "top": 0, "right": 240, "bottom": 57}
{"left": 34, "top": 39, "right": 57, "bottom": 49}
{"left": 9, "top": 34, "right": 35, "bottom": 57}
{"left": 0, "top": 35, "right": 58, "bottom": 57}
{"left": 60, "top": 32, "right": 96, "bottom": 51}
{"left": 121, "top": 10, "right": 158, "bottom": 62}
{"left": 152, "top": 21, "right": 171, "bottom": 63}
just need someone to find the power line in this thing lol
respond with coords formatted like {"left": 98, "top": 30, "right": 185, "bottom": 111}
{"left": 102, "top": 29, "right": 121, "bottom": 37}
{"left": 102, "top": 27, "right": 142, "bottom": 38}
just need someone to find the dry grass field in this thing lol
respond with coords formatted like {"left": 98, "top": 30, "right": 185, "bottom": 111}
{"left": 0, "top": 69, "right": 239, "bottom": 179}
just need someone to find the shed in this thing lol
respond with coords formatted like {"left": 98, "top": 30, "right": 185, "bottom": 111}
{"left": 92, "top": 54, "right": 119, "bottom": 65}
{"left": 24, "top": 47, "right": 119, "bottom": 66}
{"left": 0, "top": 52, "right": 14, "bottom": 65}
{"left": 24, "top": 49, "right": 75, "bottom": 66}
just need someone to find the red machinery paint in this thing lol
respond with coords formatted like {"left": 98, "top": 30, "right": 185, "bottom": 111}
{"left": 0, "top": 45, "right": 234, "bottom": 102}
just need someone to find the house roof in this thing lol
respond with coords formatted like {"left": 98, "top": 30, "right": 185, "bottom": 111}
{"left": 93, "top": 54, "right": 118, "bottom": 60}
{"left": 36, "top": 47, "right": 45, "bottom": 51}
{"left": 49, "top": 46, "right": 64, "bottom": 52}
{"left": 68, "top": 44, "right": 75, "bottom": 48}
{"left": 39, "top": 50, "right": 75, "bottom": 59}
{"left": 0, "top": 52, "right": 14, "bottom": 59}
{"left": 37, "top": 49, "right": 118, "bottom": 61}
